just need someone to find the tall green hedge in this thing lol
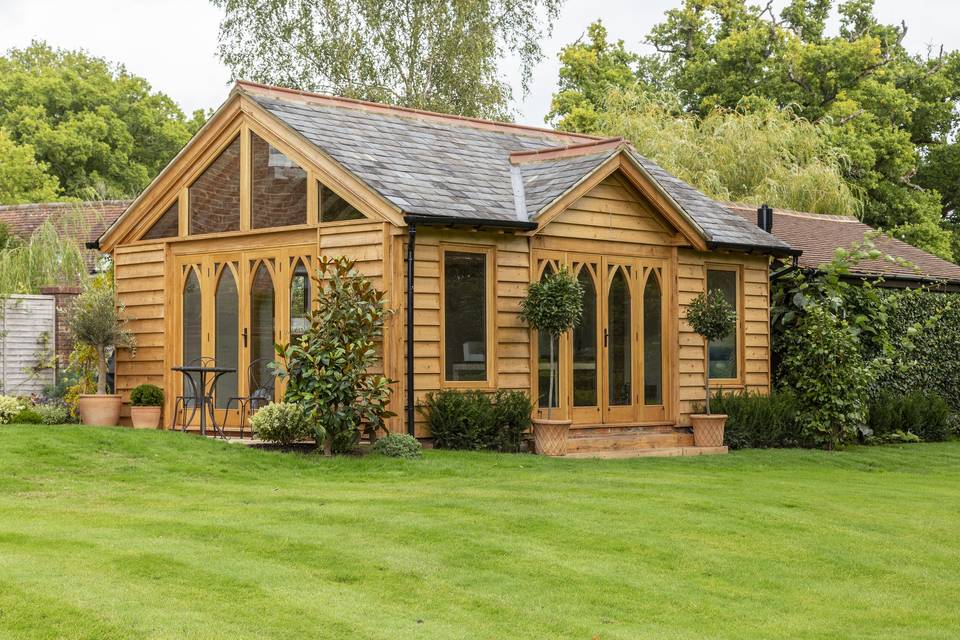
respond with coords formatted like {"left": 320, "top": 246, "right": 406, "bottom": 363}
{"left": 876, "top": 288, "right": 960, "bottom": 411}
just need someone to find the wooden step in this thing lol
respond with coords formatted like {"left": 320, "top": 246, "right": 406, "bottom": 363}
{"left": 566, "top": 446, "right": 728, "bottom": 459}
{"left": 567, "top": 430, "right": 685, "bottom": 453}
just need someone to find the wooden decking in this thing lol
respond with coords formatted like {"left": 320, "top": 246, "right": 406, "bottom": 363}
{"left": 564, "top": 424, "right": 728, "bottom": 458}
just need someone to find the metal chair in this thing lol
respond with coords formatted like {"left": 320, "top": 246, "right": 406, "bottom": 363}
{"left": 225, "top": 358, "right": 277, "bottom": 438}
{"left": 171, "top": 357, "right": 221, "bottom": 435}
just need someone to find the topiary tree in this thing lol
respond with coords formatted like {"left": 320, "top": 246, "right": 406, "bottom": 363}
{"left": 66, "top": 284, "right": 134, "bottom": 395}
{"left": 274, "top": 255, "right": 394, "bottom": 455}
{"left": 519, "top": 267, "right": 583, "bottom": 418}
{"left": 686, "top": 289, "right": 736, "bottom": 414}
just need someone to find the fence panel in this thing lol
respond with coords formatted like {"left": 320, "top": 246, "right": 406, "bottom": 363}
{"left": 0, "top": 294, "right": 56, "bottom": 397}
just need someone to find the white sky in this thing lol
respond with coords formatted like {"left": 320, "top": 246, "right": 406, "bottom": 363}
{"left": 1, "top": 0, "right": 957, "bottom": 126}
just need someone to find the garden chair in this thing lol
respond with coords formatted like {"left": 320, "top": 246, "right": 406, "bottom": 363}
{"left": 224, "top": 358, "right": 277, "bottom": 439}
{"left": 171, "top": 356, "right": 223, "bottom": 436}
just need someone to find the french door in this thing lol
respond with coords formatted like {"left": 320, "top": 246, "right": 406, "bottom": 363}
{"left": 538, "top": 252, "right": 668, "bottom": 425}
{"left": 175, "top": 245, "right": 314, "bottom": 427}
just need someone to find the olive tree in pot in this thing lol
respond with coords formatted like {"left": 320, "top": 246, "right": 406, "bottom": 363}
{"left": 520, "top": 267, "right": 582, "bottom": 456}
{"left": 67, "top": 285, "right": 135, "bottom": 426}
{"left": 130, "top": 383, "right": 164, "bottom": 429}
{"left": 685, "top": 289, "right": 736, "bottom": 447}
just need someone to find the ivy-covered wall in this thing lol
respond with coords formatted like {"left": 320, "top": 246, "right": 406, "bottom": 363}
{"left": 876, "top": 288, "right": 960, "bottom": 412}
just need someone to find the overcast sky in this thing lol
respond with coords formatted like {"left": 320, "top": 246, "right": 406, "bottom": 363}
{"left": 2, "top": 0, "right": 957, "bottom": 126}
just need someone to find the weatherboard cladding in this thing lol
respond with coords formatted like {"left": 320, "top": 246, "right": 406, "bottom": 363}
{"left": 252, "top": 93, "right": 792, "bottom": 254}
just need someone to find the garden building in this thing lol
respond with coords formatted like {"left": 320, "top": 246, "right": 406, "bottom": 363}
{"left": 95, "top": 81, "right": 797, "bottom": 454}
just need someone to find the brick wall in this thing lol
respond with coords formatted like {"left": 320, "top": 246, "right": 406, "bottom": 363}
{"left": 189, "top": 136, "right": 241, "bottom": 234}
{"left": 251, "top": 132, "right": 307, "bottom": 228}
{"left": 39, "top": 285, "right": 81, "bottom": 371}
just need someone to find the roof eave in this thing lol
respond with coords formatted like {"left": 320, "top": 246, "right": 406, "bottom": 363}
{"left": 404, "top": 213, "right": 537, "bottom": 231}
{"left": 708, "top": 239, "right": 802, "bottom": 258}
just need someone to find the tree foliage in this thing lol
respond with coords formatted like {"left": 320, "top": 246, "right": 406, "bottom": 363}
{"left": 550, "top": 4, "right": 960, "bottom": 260}
{"left": 686, "top": 289, "right": 736, "bottom": 414}
{"left": 0, "top": 129, "right": 60, "bottom": 204}
{"left": 211, "top": 0, "right": 563, "bottom": 119}
{"left": 0, "top": 42, "right": 205, "bottom": 200}
{"left": 67, "top": 284, "right": 135, "bottom": 395}
{"left": 275, "top": 255, "right": 394, "bottom": 454}
{"left": 0, "top": 209, "right": 91, "bottom": 295}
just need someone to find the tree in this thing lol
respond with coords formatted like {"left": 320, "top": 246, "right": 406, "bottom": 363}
{"left": 685, "top": 290, "right": 736, "bottom": 415}
{"left": 67, "top": 284, "right": 135, "bottom": 395}
{"left": 0, "top": 129, "right": 60, "bottom": 204}
{"left": 519, "top": 267, "right": 583, "bottom": 418}
{"left": 211, "top": 0, "right": 564, "bottom": 120}
{"left": 0, "top": 42, "right": 206, "bottom": 200}
{"left": 550, "top": 5, "right": 960, "bottom": 260}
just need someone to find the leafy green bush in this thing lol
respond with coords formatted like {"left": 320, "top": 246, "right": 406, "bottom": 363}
{"left": 0, "top": 396, "right": 25, "bottom": 424}
{"left": 371, "top": 433, "right": 422, "bottom": 458}
{"left": 420, "top": 389, "right": 534, "bottom": 451}
{"left": 130, "top": 383, "right": 164, "bottom": 407}
{"left": 867, "top": 391, "right": 952, "bottom": 442}
{"left": 709, "top": 390, "right": 801, "bottom": 449}
{"left": 36, "top": 403, "right": 70, "bottom": 425}
{"left": 276, "top": 256, "right": 393, "bottom": 455}
{"left": 10, "top": 408, "right": 42, "bottom": 424}
{"left": 250, "top": 403, "right": 310, "bottom": 446}
{"left": 492, "top": 390, "right": 533, "bottom": 452}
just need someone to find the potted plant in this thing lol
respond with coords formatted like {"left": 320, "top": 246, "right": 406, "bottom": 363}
{"left": 520, "top": 267, "right": 583, "bottom": 456}
{"left": 67, "top": 284, "right": 135, "bottom": 426}
{"left": 685, "top": 289, "right": 737, "bottom": 447}
{"left": 130, "top": 383, "right": 164, "bottom": 429}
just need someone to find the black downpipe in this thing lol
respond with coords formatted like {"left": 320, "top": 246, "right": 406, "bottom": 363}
{"left": 405, "top": 222, "right": 417, "bottom": 435}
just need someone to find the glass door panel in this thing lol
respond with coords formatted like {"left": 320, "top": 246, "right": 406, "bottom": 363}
{"left": 536, "top": 261, "right": 560, "bottom": 412}
{"left": 603, "top": 259, "right": 635, "bottom": 422}
{"left": 214, "top": 264, "right": 239, "bottom": 408}
{"left": 250, "top": 261, "right": 277, "bottom": 403}
{"left": 640, "top": 266, "right": 667, "bottom": 421}
{"left": 289, "top": 258, "right": 311, "bottom": 340}
{"left": 571, "top": 261, "right": 601, "bottom": 423}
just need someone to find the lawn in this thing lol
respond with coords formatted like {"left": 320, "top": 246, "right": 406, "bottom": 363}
{"left": 1, "top": 426, "right": 958, "bottom": 639}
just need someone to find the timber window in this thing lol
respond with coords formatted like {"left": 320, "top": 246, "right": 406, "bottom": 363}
{"left": 537, "top": 262, "right": 560, "bottom": 408}
{"left": 189, "top": 136, "right": 241, "bottom": 235}
{"left": 142, "top": 200, "right": 179, "bottom": 240}
{"left": 706, "top": 267, "right": 739, "bottom": 379}
{"left": 442, "top": 247, "right": 493, "bottom": 384}
{"left": 289, "top": 259, "right": 311, "bottom": 339}
{"left": 320, "top": 184, "right": 365, "bottom": 222}
{"left": 251, "top": 132, "right": 307, "bottom": 229}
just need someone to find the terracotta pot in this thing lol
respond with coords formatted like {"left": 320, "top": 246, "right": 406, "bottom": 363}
{"left": 689, "top": 414, "right": 727, "bottom": 447}
{"left": 130, "top": 406, "right": 162, "bottom": 429}
{"left": 532, "top": 418, "right": 571, "bottom": 456}
{"left": 77, "top": 394, "right": 123, "bottom": 427}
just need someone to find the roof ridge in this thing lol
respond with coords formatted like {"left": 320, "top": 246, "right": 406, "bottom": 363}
{"left": 509, "top": 137, "right": 625, "bottom": 164}
{"left": 0, "top": 199, "right": 132, "bottom": 211}
{"left": 724, "top": 201, "right": 859, "bottom": 222}
{"left": 235, "top": 80, "right": 601, "bottom": 144}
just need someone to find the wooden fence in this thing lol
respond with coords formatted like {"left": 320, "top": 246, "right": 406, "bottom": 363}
{"left": 0, "top": 294, "right": 56, "bottom": 397}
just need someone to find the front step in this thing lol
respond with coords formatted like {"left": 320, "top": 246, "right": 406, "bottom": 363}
{"left": 566, "top": 446, "right": 728, "bottom": 459}
{"left": 566, "top": 428, "right": 694, "bottom": 454}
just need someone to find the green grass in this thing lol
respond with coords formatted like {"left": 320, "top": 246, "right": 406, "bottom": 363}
{"left": 1, "top": 426, "right": 959, "bottom": 639}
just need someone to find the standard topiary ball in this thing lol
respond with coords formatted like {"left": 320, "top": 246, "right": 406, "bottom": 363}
{"left": 371, "top": 433, "right": 422, "bottom": 458}
{"left": 130, "top": 383, "right": 164, "bottom": 407}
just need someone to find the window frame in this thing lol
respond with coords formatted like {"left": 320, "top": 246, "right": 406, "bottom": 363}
{"left": 704, "top": 262, "right": 743, "bottom": 385}
{"left": 438, "top": 243, "right": 497, "bottom": 389}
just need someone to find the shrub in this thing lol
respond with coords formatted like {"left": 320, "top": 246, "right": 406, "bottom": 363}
{"left": 686, "top": 289, "right": 737, "bottom": 414}
{"left": 0, "top": 395, "right": 25, "bottom": 424}
{"left": 420, "top": 390, "right": 494, "bottom": 450}
{"left": 709, "top": 390, "right": 801, "bottom": 449}
{"left": 276, "top": 256, "right": 394, "bottom": 455}
{"left": 492, "top": 389, "right": 533, "bottom": 452}
{"left": 130, "top": 383, "right": 164, "bottom": 407}
{"left": 250, "top": 402, "right": 311, "bottom": 446}
{"left": 419, "top": 389, "right": 534, "bottom": 451}
{"left": 10, "top": 408, "right": 42, "bottom": 424}
{"left": 867, "top": 390, "right": 952, "bottom": 442}
{"left": 371, "top": 433, "right": 422, "bottom": 458}
{"left": 67, "top": 284, "right": 134, "bottom": 395}
{"left": 36, "top": 403, "right": 70, "bottom": 425}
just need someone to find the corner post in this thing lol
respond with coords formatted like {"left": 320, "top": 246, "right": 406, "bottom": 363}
{"left": 405, "top": 221, "right": 417, "bottom": 435}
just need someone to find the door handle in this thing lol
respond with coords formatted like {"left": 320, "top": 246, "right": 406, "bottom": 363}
{"left": 603, "top": 328, "right": 608, "bottom": 348}
{"left": 242, "top": 327, "right": 248, "bottom": 347}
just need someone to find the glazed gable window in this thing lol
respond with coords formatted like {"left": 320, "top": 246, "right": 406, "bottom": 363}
{"left": 706, "top": 267, "right": 739, "bottom": 379}
{"left": 251, "top": 132, "right": 307, "bottom": 229}
{"left": 189, "top": 136, "right": 241, "bottom": 235}
{"left": 442, "top": 247, "right": 493, "bottom": 384}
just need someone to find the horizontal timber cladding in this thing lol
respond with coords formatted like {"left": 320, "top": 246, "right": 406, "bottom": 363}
{"left": 114, "top": 243, "right": 167, "bottom": 424}
{"left": 676, "top": 249, "right": 771, "bottom": 424}
{"left": 397, "top": 228, "right": 531, "bottom": 438}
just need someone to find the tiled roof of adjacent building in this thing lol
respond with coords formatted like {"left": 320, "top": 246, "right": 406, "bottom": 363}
{"left": 726, "top": 202, "right": 960, "bottom": 285}
{"left": 0, "top": 200, "right": 129, "bottom": 272}
{"left": 240, "top": 81, "right": 793, "bottom": 255}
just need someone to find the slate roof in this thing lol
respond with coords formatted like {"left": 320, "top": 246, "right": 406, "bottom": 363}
{"left": 727, "top": 202, "right": 960, "bottom": 285}
{"left": 243, "top": 83, "right": 794, "bottom": 255}
{"left": 0, "top": 200, "right": 127, "bottom": 272}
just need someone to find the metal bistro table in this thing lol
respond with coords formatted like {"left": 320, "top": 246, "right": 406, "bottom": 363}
{"left": 171, "top": 364, "right": 237, "bottom": 438}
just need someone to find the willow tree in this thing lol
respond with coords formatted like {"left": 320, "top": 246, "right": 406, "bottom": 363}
{"left": 0, "top": 206, "right": 93, "bottom": 295}
{"left": 211, "top": 0, "right": 563, "bottom": 119}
